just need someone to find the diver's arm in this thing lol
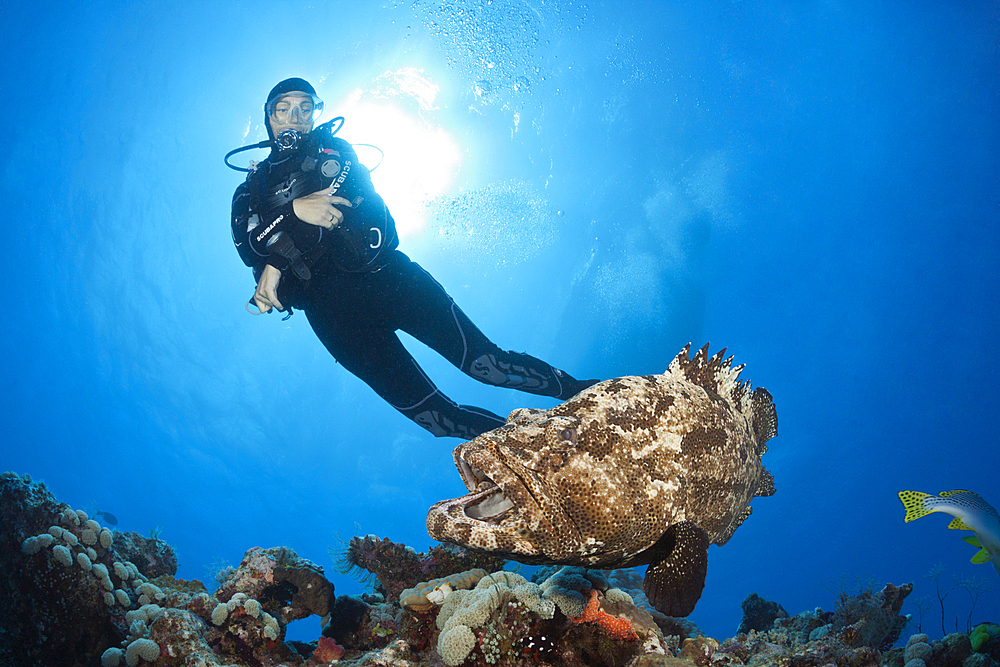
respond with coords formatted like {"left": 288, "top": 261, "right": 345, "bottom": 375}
{"left": 292, "top": 185, "right": 352, "bottom": 228}
{"left": 232, "top": 181, "right": 292, "bottom": 274}
{"left": 253, "top": 264, "right": 283, "bottom": 313}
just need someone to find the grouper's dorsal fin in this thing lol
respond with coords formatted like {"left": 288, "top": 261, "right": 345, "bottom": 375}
{"left": 667, "top": 344, "right": 778, "bottom": 453}
{"left": 643, "top": 521, "right": 710, "bottom": 617}
{"left": 755, "top": 468, "right": 776, "bottom": 498}
{"left": 667, "top": 343, "right": 744, "bottom": 400}
{"left": 749, "top": 387, "right": 778, "bottom": 454}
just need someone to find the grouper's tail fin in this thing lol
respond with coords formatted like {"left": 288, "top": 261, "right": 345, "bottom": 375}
{"left": 668, "top": 343, "right": 778, "bottom": 454}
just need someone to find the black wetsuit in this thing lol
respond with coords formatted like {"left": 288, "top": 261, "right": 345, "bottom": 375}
{"left": 231, "top": 123, "right": 594, "bottom": 439}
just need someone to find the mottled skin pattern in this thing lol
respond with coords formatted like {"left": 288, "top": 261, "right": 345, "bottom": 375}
{"left": 427, "top": 344, "right": 778, "bottom": 617}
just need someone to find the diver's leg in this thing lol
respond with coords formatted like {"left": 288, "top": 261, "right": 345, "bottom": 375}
{"left": 389, "top": 256, "right": 598, "bottom": 400}
{"left": 303, "top": 307, "right": 504, "bottom": 439}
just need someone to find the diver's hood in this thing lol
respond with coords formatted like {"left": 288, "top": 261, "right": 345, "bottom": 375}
{"left": 264, "top": 77, "right": 319, "bottom": 141}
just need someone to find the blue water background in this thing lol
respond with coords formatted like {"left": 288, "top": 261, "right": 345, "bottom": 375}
{"left": 2, "top": 0, "right": 998, "bottom": 642}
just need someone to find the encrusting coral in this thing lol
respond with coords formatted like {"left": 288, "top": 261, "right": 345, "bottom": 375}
{"left": 398, "top": 567, "right": 489, "bottom": 611}
{"left": 570, "top": 589, "right": 641, "bottom": 641}
{"left": 434, "top": 570, "right": 558, "bottom": 665}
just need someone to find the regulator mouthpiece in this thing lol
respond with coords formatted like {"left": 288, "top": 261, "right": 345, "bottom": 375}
{"left": 275, "top": 129, "right": 302, "bottom": 151}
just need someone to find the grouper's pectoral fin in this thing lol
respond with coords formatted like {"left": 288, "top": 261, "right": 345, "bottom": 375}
{"left": 643, "top": 521, "right": 710, "bottom": 617}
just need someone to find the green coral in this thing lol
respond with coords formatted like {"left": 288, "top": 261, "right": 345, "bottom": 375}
{"left": 971, "top": 623, "right": 1000, "bottom": 652}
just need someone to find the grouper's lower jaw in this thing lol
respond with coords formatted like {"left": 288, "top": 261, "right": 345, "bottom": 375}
{"left": 426, "top": 487, "right": 543, "bottom": 557}
{"left": 425, "top": 445, "right": 548, "bottom": 557}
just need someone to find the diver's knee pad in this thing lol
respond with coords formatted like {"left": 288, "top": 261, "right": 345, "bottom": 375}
{"left": 398, "top": 392, "right": 504, "bottom": 440}
{"left": 469, "top": 352, "right": 598, "bottom": 400}
{"left": 469, "top": 353, "right": 552, "bottom": 393}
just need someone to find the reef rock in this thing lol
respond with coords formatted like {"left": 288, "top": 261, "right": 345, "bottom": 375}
{"left": 1, "top": 472, "right": 127, "bottom": 666}
{"left": 112, "top": 530, "right": 177, "bottom": 579}
{"left": 737, "top": 592, "right": 788, "bottom": 634}
{"left": 216, "top": 545, "right": 335, "bottom": 625}
{"left": 335, "top": 534, "right": 506, "bottom": 603}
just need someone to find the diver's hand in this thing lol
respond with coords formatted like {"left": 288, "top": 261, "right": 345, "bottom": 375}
{"left": 254, "top": 264, "right": 284, "bottom": 313}
{"left": 293, "top": 185, "right": 352, "bottom": 229}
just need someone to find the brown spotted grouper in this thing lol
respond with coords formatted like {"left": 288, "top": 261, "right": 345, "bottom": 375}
{"left": 426, "top": 343, "right": 778, "bottom": 617}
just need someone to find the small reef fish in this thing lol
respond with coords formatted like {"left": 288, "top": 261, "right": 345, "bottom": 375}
{"left": 427, "top": 343, "right": 778, "bottom": 617}
{"left": 94, "top": 510, "right": 118, "bottom": 526}
{"left": 898, "top": 489, "right": 1000, "bottom": 575}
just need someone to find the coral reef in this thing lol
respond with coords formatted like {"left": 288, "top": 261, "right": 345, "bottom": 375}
{"left": 113, "top": 531, "right": 177, "bottom": 580}
{"left": 216, "top": 545, "right": 335, "bottom": 625}
{"left": 736, "top": 592, "right": 788, "bottom": 634}
{"left": 0, "top": 471, "right": 172, "bottom": 667}
{"left": 3, "top": 470, "right": 997, "bottom": 667}
{"left": 0, "top": 472, "right": 335, "bottom": 667}
{"left": 832, "top": 581, "right": 913, "bottom": 649}
{"left": 334, "top": 534, "right": 506, "bottom": 603}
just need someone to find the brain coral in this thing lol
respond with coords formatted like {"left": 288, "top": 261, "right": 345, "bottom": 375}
{"left": 101, "top": 647, "right": 123, "bottom": 667}
{"left": 124, "top": 638, "right": 160, "bottom": 666}
{"left": 21, "top": 536, "right": 42, "bottom": 556}
{"left": 211, "top": 603, "right": 229, "bottom": 626}
{"left": 99, "top": 528, "right": 113, "bottom": 549}
{"left": 244, "top": 598, "right": 262, "bottom": 618}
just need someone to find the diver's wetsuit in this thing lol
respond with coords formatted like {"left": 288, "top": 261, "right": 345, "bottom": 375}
{"left": 231, "top": 122, "right": 594, "bottom": 439}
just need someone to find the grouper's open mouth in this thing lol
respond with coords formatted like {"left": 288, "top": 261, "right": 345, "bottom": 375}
{"left": 426, "top": 438, "right": 582, "bottom": 561}
{"left": 454, "top": 458, "right": 519, "bottom": 522}
{"left": 425, "top": 442, "right": 548, "bottom": 556}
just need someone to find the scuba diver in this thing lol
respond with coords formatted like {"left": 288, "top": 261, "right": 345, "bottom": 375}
{"left": 229, "top": 77, "right": 597, "bottom": 440}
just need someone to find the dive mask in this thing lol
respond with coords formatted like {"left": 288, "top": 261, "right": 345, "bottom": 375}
{"left": 265, "top": 92, "right": 324, "bottom": 126}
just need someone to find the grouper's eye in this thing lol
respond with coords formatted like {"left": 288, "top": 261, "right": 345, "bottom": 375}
{"left": 559, "top": 427, "right": 577, "bottom": 445}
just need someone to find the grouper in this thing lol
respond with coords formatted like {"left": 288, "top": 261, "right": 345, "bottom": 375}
{"left": 426, "top": 343, "right": 778, "bottom": 617}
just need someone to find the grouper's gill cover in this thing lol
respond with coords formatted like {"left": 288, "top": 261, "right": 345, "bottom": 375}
{"left": 426, "top": 343, "right": 778, "bottom": 617}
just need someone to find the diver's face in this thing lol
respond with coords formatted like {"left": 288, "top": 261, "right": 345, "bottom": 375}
{"left": 267, "top": 92, "right": 316, "bottom": 137}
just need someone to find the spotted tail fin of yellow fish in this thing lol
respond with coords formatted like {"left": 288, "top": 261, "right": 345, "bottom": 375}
{"left": 898, "top": 489, "right": 1000, "bottom": 576}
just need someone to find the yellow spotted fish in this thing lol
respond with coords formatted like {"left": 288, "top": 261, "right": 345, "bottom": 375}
{"left": 898, "top": 490, "right": 1000, "bottom": 575}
